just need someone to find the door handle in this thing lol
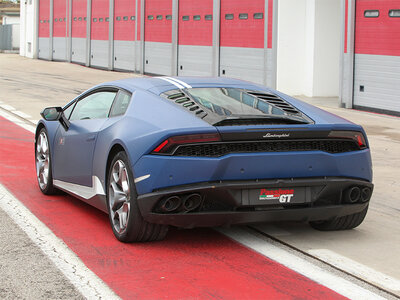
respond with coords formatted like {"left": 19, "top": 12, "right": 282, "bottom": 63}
{"left": 86, "top": 136, "right": 96, "bottom": 142}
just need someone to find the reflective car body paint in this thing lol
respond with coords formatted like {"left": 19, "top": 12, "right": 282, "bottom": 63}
{"left": 36, "top": 77, "right": 373, "bottom": 213}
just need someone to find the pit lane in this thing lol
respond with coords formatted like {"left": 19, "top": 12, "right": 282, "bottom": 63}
{"left": 0, "top": 54, "right": 399, "bottom": 299}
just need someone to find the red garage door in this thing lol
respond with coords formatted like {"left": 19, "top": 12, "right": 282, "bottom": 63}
{"left": 177, "top": 0, "right": 213, "bottom": 76}
{"left": 90, "top": 0, "right": 109, "bottom": 68}
{"left": 71, "top": 0, "right": 87, "bottom": 64}
{"left": 38, "top": 0, "right": 50, "bottom": 59}
{"left": 144, "top": 0, "right": 173, "bottom": 75}
{"left": 353, "top": 0, "right": 400, "bottom": 114}
{"left": 113, "top": 0, "right": 136, "bottom": 71}
{"left": 220, "top": 0, "right": 273, "bottom": 85}
{"left": 53, "top": 0, "right": 68, "bottom": 61}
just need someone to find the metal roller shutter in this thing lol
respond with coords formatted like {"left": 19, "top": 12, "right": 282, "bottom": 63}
{"left": 144, "top": 0, "right": 173, "bottom": 75}
{"left": 90, "top": 0, "right": 109, "bottom": 68}
{"left": 353, "top": 0, "right": 400, "bottom": 114}
{"left": 71, "top": 0, "right": 87, "bottom": 64}
{"left": 178, "top": 0, "right": 213, "bottom": 76}
{"left": 38, "top": 0, "right": 51, "bottom": 60}
{"left": 52, "top": 0, "right": 67, "bottom": 61}
{"left": 113, "top": 0, "right": 136, "bottom": 71}
{"left": 219, "top": 0, "right": 272, "bottom": 85}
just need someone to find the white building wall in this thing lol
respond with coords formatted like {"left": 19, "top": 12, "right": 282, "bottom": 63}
{"left": 20, "top": 0, "right": 37, "bottom": 58}
{"left": 12, "top": 24, "right": 20, "bottom": 49}
{"left": 3, "top": 16, "right": 20, "bottom": 25}
{"left": 277, "top": 0, "right": 340, "bottom": 97}
{"left": 277, "top": 0, "right": 307, "bottom": 96}
{"left": 313, "top": 0, "right": 340, "bottom": 96}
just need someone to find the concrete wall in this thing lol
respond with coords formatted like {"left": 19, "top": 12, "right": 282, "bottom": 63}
{"left": 277, "top": 0, "right": 340, "bottom": 97}
{"left": 20, "top": 0, "right": 37, "bottom": 58}
{"left": 277, "top": 0, "right": 306, "bottom": 96}
{"left": 3, "top": 16, "right": 20, "bottom": 25}
{"left": 12, "top": 24, "right": 20, "bottom": 49}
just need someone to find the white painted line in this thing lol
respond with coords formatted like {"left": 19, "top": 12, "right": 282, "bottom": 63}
{"left": 0, "top": 184, "right": 120, "bottom": 299}
{"left": 156, "top": 77, "right": 185, "bottom": 89}
{"left": 308, "top": 249, "right": 400, "bottom": 292}
{"left": 13, "top": 110, "right": 32, "bottom": 119}
{"left": 29, "top": 119, "right": 40, "bottom": 125}
{"left": 165, "top": 77, "right": 192, "bottom": 89}
{"left": 218, "top": 227, "right": 385, "bottom": 300}
{"left": 0, "top": 109, "right": 36, "bottom": 133}
{"left": 0, "top": 104, "right": 16, "bottom": 111}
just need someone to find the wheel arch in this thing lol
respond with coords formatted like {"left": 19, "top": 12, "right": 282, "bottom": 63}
{"left": 106, "top": 143, "right": 129, "bottom": 185}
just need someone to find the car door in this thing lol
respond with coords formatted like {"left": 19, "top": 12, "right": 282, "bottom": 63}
{"left": 53, "top": 88, "right": 118, "bottom": 187}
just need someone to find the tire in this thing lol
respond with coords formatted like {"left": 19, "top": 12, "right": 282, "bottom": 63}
{"left": 309, "top": 205, "right": 369, "bottom": 231}
{"left": 106, "top": 151, "right": 168, "bottom": 242}
{"left": 35, "top": 128, "right": 58, "bottom": 195}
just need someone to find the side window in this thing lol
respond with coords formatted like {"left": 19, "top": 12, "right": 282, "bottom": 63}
{"left": 69, "top": 91, "right": 117, "bottom": 121}
{"left": 110, "top": 90, "right": 132, "bottom": 117}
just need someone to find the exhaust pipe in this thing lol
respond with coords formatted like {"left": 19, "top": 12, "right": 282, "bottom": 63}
{"left": 159, "top": 196, "right": 181, "bottom": 213}
{"left": 360, "top": 187, "right": 372, "bottom": 203}
{"left": 344, "top": 187, "right": 361, "bottom": 203}
{"left": 183, "top": 193, "right": 202, "bottom": 212}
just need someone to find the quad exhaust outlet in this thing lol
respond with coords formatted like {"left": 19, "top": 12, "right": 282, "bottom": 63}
{"left": 157, "top": 193, "right": 203, "bottom": 213}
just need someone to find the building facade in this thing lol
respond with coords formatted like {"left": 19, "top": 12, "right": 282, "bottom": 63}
{"left": 19, "top": 0, "right": 400, "bottom": 115}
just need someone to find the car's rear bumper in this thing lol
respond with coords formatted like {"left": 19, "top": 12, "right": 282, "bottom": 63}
{"left": 133, "top": 150, "right": 373, "bottom": 195}
{"left": 137, "top": 177, "right": 373, "bottom": 228}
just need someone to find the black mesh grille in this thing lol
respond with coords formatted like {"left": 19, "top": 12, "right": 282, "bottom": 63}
{"left": 172, "top": 140, "right": 360, "bottom": 157}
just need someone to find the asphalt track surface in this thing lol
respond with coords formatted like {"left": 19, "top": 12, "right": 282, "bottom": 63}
{"left": 1, "top": 54, "right": 400, "bottom": 299}
{"left": 0, "top": 115, "right": 346, "bottom": 299}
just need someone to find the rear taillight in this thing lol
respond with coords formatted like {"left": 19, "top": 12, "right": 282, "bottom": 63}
{"left": 152, "top": 133, "right": 221, "bottom": 154}
{"left": 328, "top": 131, "right": 367, "bottom": 149}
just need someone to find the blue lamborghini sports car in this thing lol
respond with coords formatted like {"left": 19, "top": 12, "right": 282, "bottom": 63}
{"left": 35, "top": 77, "right": 373, "bottom": 242}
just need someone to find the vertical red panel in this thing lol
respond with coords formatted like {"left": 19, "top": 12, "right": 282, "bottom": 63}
{"left": 267, "top": 0, "right": 273, "bottom": 49}
{"left": 114, "top": 0, "right": 136, "bottom": 41}
{"left": 355, "top": 0, "right": 400, "bottom": 56}
{"left": 72, "top": 0, "right": 87, "bottom": 38}
{"left": 344, "top": 0, "right": 348, "bottom": 53}
{"left": 144, "top": 0, "right": 172, "bottom": 43}
{"left": 220, "top": 0, "right": 264, "bottom": 48}
{"left": 39, "top": 0, "right": 50, "bottom": 38}
{"left": 53, "top": 0, "right": 67, "bottom": 37}
{"left": 178, "top": 0, "right": 213, "bottom": 46}
{"left": 91, "top": 0, "right": 109, "bottom": 40}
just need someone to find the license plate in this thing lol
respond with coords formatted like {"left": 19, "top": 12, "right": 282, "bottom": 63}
{"left": 248, "top": 187, "right": 307, "bottom": 205}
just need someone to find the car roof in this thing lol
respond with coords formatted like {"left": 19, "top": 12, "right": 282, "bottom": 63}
{"left": 101, "top": 76, "right": 274, "bottom": 95}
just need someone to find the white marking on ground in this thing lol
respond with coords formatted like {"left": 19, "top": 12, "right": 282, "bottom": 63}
{"left": 0, "top": 109, "right": 36, "bottom": 133}
{"left": 308, "top": 249, "right": 400, "bottom": 292}
{"left": 13, "top": 110, "right": 32, "bottom": 119}
{"left": 0, "top": 104, "right": 16, "bottom": 111}
{"left": 0, "top": 184, "right": 120, "bottom": 299}
{"left": 218, "top": 227, "right": 385, "bottom": 300}
{"left": 29, "top": 119, "right": 40, "bottom": 125}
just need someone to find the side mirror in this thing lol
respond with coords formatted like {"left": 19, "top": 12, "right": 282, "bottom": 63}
{"left": 40, "top": 107, "right": 70, "bottom": 131}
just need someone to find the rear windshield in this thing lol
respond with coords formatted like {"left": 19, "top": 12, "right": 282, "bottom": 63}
{"left": 186, "top": 88, "right": 286, "bottom": 117}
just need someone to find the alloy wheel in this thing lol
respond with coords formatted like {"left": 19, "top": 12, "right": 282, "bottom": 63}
{"left": 36, "top": 131, "right": 50, "bottom": 190}
{"left": 109, "top": 159, "right": 131, "bottom": 234}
